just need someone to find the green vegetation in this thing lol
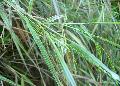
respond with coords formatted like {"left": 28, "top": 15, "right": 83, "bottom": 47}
{"left": 0, "top": 0, "right": 120, "bottom": 86}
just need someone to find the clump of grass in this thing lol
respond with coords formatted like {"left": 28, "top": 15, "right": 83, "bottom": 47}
{"left": 0, "top": 0, "right": 120, "bottom": 86}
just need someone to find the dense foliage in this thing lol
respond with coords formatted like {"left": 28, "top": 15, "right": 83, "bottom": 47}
{"left": 0, "top": 0, "right": 120, "bottom": 86}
